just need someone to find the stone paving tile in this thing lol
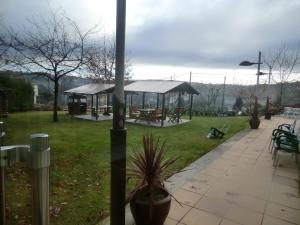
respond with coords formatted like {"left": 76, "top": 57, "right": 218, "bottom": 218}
{"left": 271, "top": 183, "right": 300, "bottom": 197}
{"left": 194, "top": 196, "right": 233, "bottom": 217}
{"left": 238, "top": 183, "right": 270, "bottom": 200}
{"left": 275, "top": 166, "right": 299, "bottom": 180}
{"left": 193, "top": 173, "right": 218, "bottom": 186}
{"left": 224, "top": 204, "right": 263, "bottom": 225}
{"left": 209, "top": 159, "right": 233, "bottom": 171}
{"left": 181, "top": 208, "right": 222, "bottom": 225}
{"left": 181, "top": 181, "right": 210, "bottom": 195}
{"left": 269, "top": 188, "right": 300, "bottom": 210}
{"left": 272, "top": 174, "right": 299, "bottom": 189}
{"left": 261, "top": 215, "right": 296, "bottom": 225}
{"left": 168, "top": 200, "right": 191, "bottom": 221}
{"left": 198, "top": 167, "right": 226, "bottom": 178}
{"left": 233, "top": 194, "right": 267, "bottom": 213}
{"left": 212, "top": 178, "right": 241, "bottom": 192}
{"left": 205, "top": 186, "right": 240, "bottom": 203}
{"left": 219, "top": 219, "right": 242, "bottom": 225}
{"left": 172, "top": 188, "right": 203, "bottom": 207}
{"left": 164, "top": 217, "right": 178, "bottom": 225}
{"left": 265, "top": 202, "right": 300, "bottom": 224}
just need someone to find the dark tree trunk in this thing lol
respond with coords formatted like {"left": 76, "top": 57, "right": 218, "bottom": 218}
{"left": 53, "top": 78, "right": 59, "bottom": 122}
{"left": 279, "top": 83, "right": 284, "bottom": 107}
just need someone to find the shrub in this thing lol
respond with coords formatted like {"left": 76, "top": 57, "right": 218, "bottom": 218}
{"left": 0, "top": 73, "right": 34, "bottom": 112}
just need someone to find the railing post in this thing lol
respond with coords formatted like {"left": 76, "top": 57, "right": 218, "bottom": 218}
{"left": 29, "top": 134, "right": 50, "bottom": 225}
{"left": 0, "top": 122, "right": 5, "bottom": 225}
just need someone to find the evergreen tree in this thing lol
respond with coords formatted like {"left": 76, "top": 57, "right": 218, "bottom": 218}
{"left": 233, "top": 96, "right": 243, "bottom": 111}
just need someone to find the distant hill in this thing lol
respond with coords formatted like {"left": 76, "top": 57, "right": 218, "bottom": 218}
{"left": 1, "top": 70, "right": 299, "bottom": 109}
{"left": 191, "top": 81, "right": 300, "bottom": 110}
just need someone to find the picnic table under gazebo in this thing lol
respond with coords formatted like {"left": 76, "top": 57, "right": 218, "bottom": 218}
{"left": 124, "top": 80, "right": 199, "bottom": 127}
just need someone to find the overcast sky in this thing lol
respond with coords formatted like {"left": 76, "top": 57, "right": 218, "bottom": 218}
{"left": 1, "top": 0, "right": 300, "bottom": 84}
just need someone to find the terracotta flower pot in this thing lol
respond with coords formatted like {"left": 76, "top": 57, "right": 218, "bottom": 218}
{"left": 130, "top": 189, "right": 171, "bottom": 225}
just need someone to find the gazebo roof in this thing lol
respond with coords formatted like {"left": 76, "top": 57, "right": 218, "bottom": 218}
{"left": 64, "top": 83, "right": 114, "bottom": 95}
{"left": 124, "top": 80, "right": 199, "bottom": 94}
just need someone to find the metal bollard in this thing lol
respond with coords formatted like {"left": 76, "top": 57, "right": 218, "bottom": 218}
{"left": 29, "top": 134, "right": 50, "bottom": 225}
{"left": 0, "top": 125, "right": 50, "bottom": 225}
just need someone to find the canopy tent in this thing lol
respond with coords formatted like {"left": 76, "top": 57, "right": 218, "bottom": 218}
{"left": 124, "top": 80, "right": 199, "bottom": 127}
{"left": 64, "top": 83, "right": 114, "bottom": 95}
{"left": 124, "top": 80, "right": 198, "bottom": 94}
{"left": 64, "top": 83, "right": 114, "bottom": 118}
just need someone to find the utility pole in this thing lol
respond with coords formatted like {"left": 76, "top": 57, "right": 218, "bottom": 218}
{"left": 268, "top": 65, "right": 272, "bottom": 84}
{"left": 221, "top": 76, "right": 226, "bottom": 113}
{"left": 257, "top": 51, "right": 262, "bottom": 85}
{"left": 189, "top": 71, "right": 192, "bottom": 119}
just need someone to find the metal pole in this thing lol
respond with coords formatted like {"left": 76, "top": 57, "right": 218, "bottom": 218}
{"left": 257, "top": 51, "right": 261, "bottom": 86}
{"left": 189, "top": 94, "right": 193, "bottom": 120}
{"left": 268, "top": 66, "right": 272, "bottom": 84}
{"left": 156, "top": 93, "right": 159, "bottom": 108}
{"left": 0, "top": 122, "right": 5, "bottom": 225}
{"left": 177, "top": 93, "right": 181, "bottom": 123}
{"left": 96, "top": 94, "right": 99, "bottom": 120}
{"left": 161, "top": 94, "right": 165, "bottom": 127}
{"left": 221, "top": 76, "right": 226, "bottom": 113}
{"left": 111, "top": 0, "right": 127, "bottom": 224}
{"left": 91, "top": 95, "right": 94, "bottom": 116}
{"left": 107, "top": 94, "right": 110, "bottom": 106}
{"left": 124, "top": 93, "right": 127, "bottom": 118}
{"left": 0, "top": 167, "right": 4, "bottom": 225}
{"left": 29, "top": 134, "right": 50, "bottom": 225}
{"left": 189, "top": 71, "right": 192, "bottom": 116}
{"left": 142, "top": 92, "right": 145, "bottom": 109}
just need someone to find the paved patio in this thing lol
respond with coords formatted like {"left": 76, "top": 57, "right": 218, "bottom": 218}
{"left": 164, "top": 116, "right": 300, "bottom": 225}
{"left": 101, "top": 116, "right": 299, "bottom": 225}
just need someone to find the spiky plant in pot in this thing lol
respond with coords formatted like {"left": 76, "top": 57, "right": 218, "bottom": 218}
{"left": 264, "top": 96, "right": 271, "bottom": 120}
{"left": 249, "top": 96, "right": 260, "bottom": 129}
{"left": 127, "top": 134, "right": 178, "bottom": 225}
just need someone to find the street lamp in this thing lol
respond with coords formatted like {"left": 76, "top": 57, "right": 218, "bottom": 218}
{"left": 239, "top": 51, "right": 263, "bottom": 85}
{"left": 110, "top": 0, "right": 127, "bottom": 225}
{"left": 239, "top": 51, "right": 272, "bottom": 123}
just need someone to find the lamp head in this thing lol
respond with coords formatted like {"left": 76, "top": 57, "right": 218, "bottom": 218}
{"left": 257, "top": 71, "right": 268, "bottom": 75}
{"left": 239, "top": 61, "right": 257, "bottom": 66}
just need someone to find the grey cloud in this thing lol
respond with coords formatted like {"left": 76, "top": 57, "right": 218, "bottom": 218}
{"left": 127, "top": 0, "right": 300, "bottom": 68}
{"left": 1, "top": 0, "right": 300, "bottom": 70}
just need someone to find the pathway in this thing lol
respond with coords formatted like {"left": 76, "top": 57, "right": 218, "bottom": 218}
{"left": 165, "top": 116, "right": 300, "bottom": 225}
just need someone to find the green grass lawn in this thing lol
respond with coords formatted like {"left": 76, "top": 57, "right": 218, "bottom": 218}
{"left": 1, "top": 111, "right": 248, "bottom": 225}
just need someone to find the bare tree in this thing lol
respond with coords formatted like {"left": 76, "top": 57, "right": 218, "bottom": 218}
{"left": 267, "top": 43, "right": 300, "bottom": 106}
{"left": 86, "top": 35, "right": 131, "bottom": 82}
{"left": 237, "top": 86, "right": 256, "bottom": 114}
{"left": 0, "top": 42, "right": 9, "bottom": 69}
{"left": 0, "top": 12, "right": 96, "bottom": 121}
{"left": 0, "top": 19, "right": 10, "bottom": 68}
{"left": 263, "top": 49, "right": 277, "bottom": 84}
{"left": 206, "top": 86, "right": 219, "bottom": 108}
